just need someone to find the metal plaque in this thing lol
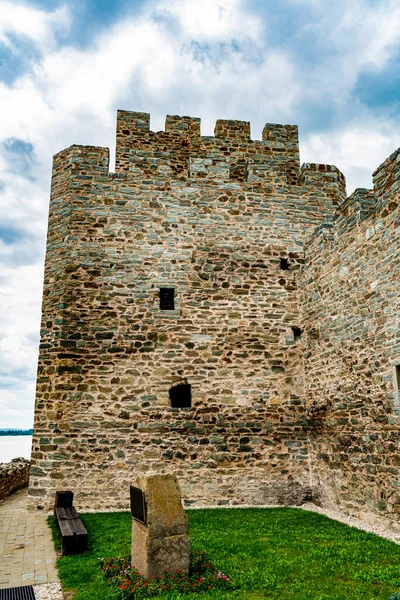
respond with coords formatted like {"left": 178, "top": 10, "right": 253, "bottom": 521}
{"left": 130, "top": 486, "right": 146, "bottom": 524}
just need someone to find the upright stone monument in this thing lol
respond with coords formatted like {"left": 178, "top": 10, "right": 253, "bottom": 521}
{"left": 131, "top": 473, "right": 190, "bottom": 578}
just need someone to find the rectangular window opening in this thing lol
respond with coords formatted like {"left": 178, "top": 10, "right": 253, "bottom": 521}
{"left": 169, "top": 381, "right": 191, "bottom": 408}
{"left": 395, "top": 365, "right": 400, "bottom": 390}
{"left": 292, "top": 327, "right": 302, "bottom": 342}
{"left": 160, "top": 288, "right": 175, "bottom": 311}
{"left": 280, "top": 258, "right": 290, "bottom": 271}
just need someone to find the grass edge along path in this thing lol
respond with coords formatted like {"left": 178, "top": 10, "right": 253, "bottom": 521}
{"left": 48, "top": 507, "right": 400, "bottom": 600}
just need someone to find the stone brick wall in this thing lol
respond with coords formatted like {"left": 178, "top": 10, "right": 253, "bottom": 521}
{"left": 0, "top": 458, "right": 30, "bottom": 501}
{"left": 29, "top": 111, "right": 345, "bottom": 511}
{"left": 301, "top": 150, "right": 400, "bottom": 530}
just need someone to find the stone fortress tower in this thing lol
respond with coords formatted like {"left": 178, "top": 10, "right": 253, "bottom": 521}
{"left": 29, "top": 111, "right": 400, "bottom": 531}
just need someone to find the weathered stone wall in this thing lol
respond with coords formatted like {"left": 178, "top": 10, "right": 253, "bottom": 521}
{"left": 0, "top": 458, "right": 30, "bottom": 501}
{"left": 301, "top": 150, "right": 400, "bottom": 530}
{"left": 29, "top": 111, "right": 345, "bottom": 511}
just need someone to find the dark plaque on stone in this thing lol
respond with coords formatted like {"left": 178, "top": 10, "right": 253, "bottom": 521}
{"left": 130, "top": 485, "right": 146, "bottom": 524}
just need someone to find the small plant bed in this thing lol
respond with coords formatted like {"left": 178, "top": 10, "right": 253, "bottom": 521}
{"left": 49, "top": 508, "right": 400, "bottom": 599}
{"left": 102, "top": 550, "right": 231, "bottom": 598}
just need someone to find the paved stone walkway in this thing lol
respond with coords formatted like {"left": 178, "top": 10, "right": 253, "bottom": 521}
{"left": 0, "top": 488, "right": 59, "bottom": 589}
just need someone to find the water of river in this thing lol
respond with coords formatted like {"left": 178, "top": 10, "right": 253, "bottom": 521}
{"left": 0, "top": 436, "right": 32, "bottom": 463}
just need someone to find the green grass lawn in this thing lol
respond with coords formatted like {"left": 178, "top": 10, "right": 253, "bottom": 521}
{"left": 49, "top": 508, "right": 400, "bottom": 600}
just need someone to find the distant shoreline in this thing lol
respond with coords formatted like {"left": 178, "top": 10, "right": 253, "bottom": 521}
{"left": 0, "top": 430, "right": 33, "bottom": 436}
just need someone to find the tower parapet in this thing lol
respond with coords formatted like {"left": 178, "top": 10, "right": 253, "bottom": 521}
{"left": 114, "top": 110, "right": 306, "bottom": 186}
{"left": 299, "top": 163, "right": 346, "bottom": 204}
{"left": 334, "top": 188, "right": 375, "bottom": 235}
{"left": 373, "top": 147, "right": 400, "bottom": 216}
{"left": 53, "top": 145, "right": 110, "bottom": 178}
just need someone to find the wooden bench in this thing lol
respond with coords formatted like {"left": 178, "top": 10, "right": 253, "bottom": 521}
{"left": 54, "top": 491, "right": 88, "bottom": 556}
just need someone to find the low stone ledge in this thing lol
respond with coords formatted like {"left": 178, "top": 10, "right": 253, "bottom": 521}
{"left": 0, "top": 457, "right": 31, "bottom": 501}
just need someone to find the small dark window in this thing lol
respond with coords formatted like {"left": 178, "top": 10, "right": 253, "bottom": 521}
{"left": 169, "top": 381, "right": 191, "bottom": 408}
{"left": 280, "top": 258, "right": 290, "bottom": 270}
{"left": 292, "top": 327, "right": 302, "bottom": 342}
{"left": 160, "top": 288, "right": 175, "bottom": 310}
{"left": 395, "top": 365, "right": 400, "bottom": 390}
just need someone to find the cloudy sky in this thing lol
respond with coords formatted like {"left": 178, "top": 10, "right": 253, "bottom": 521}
{"left": 1, "top": 0, "right": 400, "bottom": 428}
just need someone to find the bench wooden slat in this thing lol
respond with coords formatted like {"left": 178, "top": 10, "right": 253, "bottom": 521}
{"left": 56, "top": 506, "right": 79, "bottom": 521}
{"left": 72, "top": 519, "right": 88, "bottom": 536}
{"left": 58, "top": 518, "right": 75, "bottom": 538}
{"left": 54, "top": 499, "right": 88, "bottom": 555}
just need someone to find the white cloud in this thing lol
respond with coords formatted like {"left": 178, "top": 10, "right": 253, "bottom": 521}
{"left": 285, "top": 0, "right": 400, "bottom": 107}
{"left": 301, "top": 116, "right": 400, "bottom": 193}
{"left": 332, "top": 0, "right": 400, "bottom": 70}
{"left": 154, "top": 0, "right": 261, "bottom": 40}
{"left": 0, "top": 263, "right": 43, "bottom": 371}
{"left": 0, "top": 1, "right": 70, "bottom": 51}
{"left": 0, "top": 263, "right": 42, "bottom": 428}
{"left": 0, "top": 383, "right": 36, "bottom": 429}
{"left": 0, "top": 173, "right": 48, "bottom": 237}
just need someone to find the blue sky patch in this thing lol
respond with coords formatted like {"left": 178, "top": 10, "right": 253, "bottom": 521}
{"left": 0, "top": 226, "right": 26, "bottom": 245}
{"left": 60, "top": 0, "right": 144, "bottom": 49}
{"left": 0, "top": 37, "right": 41, "bottom": 85}
{"left": 354, "top": 56, "right": 400, "bottom": 113}
{"left": 2, "top": 139, "right": 37, "bottom": 179}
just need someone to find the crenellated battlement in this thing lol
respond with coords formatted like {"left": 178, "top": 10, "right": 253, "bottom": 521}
{"left": 46, "top": 110, "right": 350, "bottom": 201}
{"left": 317, "top": 146, "right": 400, "bottom": 236}
{"left": 48, "top": 111, "right": 400, "bottom": 238}
{"left": 52, "top": 110, "right": 340, "bottom": 196}
{"left": 47, "top": 110, "right": 351, "bottom": 237}
{"left": 114, "top": 110, "right": 303, "bottom": 185}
